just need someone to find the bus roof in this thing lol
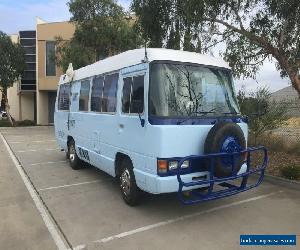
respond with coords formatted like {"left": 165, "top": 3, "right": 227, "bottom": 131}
{"left": 59, "top": 48, "right": 230, "bottom": 84}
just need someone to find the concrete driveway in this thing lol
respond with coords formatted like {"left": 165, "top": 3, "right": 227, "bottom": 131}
{"left": 0, "top": 126, "right": 299, "bottom": 250}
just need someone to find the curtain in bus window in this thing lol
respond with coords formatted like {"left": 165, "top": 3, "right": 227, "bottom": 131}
{"left": 131, "top": 75, "right": 144, "bottom": 113}
{"left": 79, "top": 80, "right": 90, "bottom": 111}
{"left": 102, "top": 73, "right": 118, "bottom": 112}
{"left": 58, "top": 84, "right": 70, "bottom": 110}
{"left": 91, "top": 76, "right": 104, "bottom": 112}
{"left": 122, "top": 77, "right": 132, "bottom": 113}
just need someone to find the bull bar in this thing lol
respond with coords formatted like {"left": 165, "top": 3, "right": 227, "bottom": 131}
{"left": 176, "top": 146, "right": 268, "bottom": 205}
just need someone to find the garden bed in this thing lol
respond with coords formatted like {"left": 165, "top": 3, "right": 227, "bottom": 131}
{"left": 0, "top": 119, "right": 36, "bottom": 127}
{"left": 264, "top": 151, "right": 300, "bottom": 180}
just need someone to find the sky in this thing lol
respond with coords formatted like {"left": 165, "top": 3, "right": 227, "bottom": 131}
{"left": 0, "top": 0, "right": 290, "bottom": 93}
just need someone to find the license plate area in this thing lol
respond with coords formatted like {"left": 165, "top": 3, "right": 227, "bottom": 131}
{"left": 192, "top": 175, "right": 207, "bottom": 181}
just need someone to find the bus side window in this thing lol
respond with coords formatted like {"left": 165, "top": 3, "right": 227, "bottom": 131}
{"left": 91, "top": 76, "right": 104, "bottom": 112}
{"left": 102, "top": 73, "right": 118, "bottom": 113}
{"left": 79, "top": 80, "right": 90, "bottom": 111}
{"left": 122, "top": 75, "right": 144, "bottom": 114}
{"left": 122, "top": 77, "right": 132, "bottom": 113}
{"left": 131, "top": 75, "right": 144, "bottom": 113}
{"left": 58, "top": 84, "right": 70, "bottom": 111}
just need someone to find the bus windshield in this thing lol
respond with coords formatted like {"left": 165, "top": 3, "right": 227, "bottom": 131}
{"left": 149, "top": 62, "right": 240, "bottom": 118}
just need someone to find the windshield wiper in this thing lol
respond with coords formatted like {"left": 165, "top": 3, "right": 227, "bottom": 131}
{"left": 221, "top": 112, "right": 239, "bottom": 115}
{"left": 177, "top": 109, "right": 216, "bottom": 125}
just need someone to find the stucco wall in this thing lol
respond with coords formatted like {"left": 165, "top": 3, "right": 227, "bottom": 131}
{"left": 36, "top": 21, "right": 75, "bottom": 124}
{"left": 7, "top": 83, "right": 35, "bottom": 121}
{"left": 37, "top": 21, "right": 75, "bottom": 91}
{"left": 36, "top": 90, "right": 48, "bottom": 125}
{"left": 7, "top": 83, "right": 20, "bottom": 120}
{"left": 21, "top": 93, "right": 35, "bottom": 120}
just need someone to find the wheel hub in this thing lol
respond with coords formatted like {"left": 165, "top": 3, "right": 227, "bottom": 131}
{"left": 69, "top": 145, "right": 75, "bottom": 162}
{"left": 220, "top": 136, "right": 242, "bottom": 167}
{"left": 120, "top": 169, "right": 131, "bottom": 197}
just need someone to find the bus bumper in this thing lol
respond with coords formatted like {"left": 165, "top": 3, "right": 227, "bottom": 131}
{"left": 176, "top": 146, "right": 268, "bottom": 205}
{"left": 134, "top": 146, "right": 267, "bottom": 205}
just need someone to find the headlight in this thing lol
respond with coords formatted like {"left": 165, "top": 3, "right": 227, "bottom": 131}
{"left": 168, "top": 160, "right": 189, "bottom": 170}
{"left": 168, "top": 161, "right": 178, "bottom": 170}
{"left": 181, "top": 160, "right": 189, "bottom": 168}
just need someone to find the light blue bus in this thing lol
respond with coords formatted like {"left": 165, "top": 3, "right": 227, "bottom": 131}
{"left": 54, "top": 48, "right": 267, "bottom": 206}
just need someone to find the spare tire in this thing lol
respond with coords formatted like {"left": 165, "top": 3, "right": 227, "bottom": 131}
{"left": 204, "top": 121, "right": 246, "bottom": 177}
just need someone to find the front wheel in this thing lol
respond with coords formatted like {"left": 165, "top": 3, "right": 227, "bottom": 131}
{"left": 68, "top": 140, "right": 83, "bottom": 170}
{"left": 119, "top": 158, "right": 141, "bottom": 206}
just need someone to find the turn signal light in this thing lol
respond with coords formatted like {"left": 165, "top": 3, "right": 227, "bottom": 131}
{"left": 157, "top": 160, "right": 168, "bottom": 173}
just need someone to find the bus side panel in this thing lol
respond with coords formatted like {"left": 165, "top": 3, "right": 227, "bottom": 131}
{"left": 54, "top": 111, "right": 69, "bottom": 152}
{"left": 82, "top": 112, "right": 118, "bottom": 177}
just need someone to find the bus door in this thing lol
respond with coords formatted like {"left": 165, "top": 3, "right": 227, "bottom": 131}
{"left": 118, "top": 64, "right": 148, "bottom": 157}
{"left": 55, "top": 83, "right": 71, "bottom": 150}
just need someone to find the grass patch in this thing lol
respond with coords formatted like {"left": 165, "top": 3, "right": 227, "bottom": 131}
{"left": 280, "top": 164, "right": 300, "bottom": 180}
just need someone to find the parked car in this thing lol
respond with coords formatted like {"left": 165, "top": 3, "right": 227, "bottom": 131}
{"left": 0, "top": 111, "right": 7, "bottom": 120}
{"left": 54, "top": 48, "right": 268, "bottom": 206}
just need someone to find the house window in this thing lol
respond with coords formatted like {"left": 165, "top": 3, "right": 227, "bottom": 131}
{"left": 102, "top": 73, "right": 118, "bottom": 112}
{"left": 58, "top": 84, "right": 70, "bottom": 110}
{"left": 91, "top": 76, "right": 104, "bottom": 112}
{"left": 122, "top": 75, "right": 144, "bottom": 114}
{"left": 79, "top": 80, "right": 90, "bottom": 111}
{"left": 46, "top": 41, "right": 56, "bottom": 76}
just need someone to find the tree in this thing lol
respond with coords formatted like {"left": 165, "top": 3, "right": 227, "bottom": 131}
{"left": 132, "top": 0, "right": 300, "bottom": 98}
{"left": 132, "top": 0, "right": 207, "bottom": 51}
{"left": 0, "top": 31, "right": 25, "bottom": 125}
{"left": 56, "top": 0, "right": 142, "bottom": 71}
{"left": 55, "top": 37, "right": 96, "bottom": 72}
{"left": 237, "top": 86, "right": 288, "bottom": 144}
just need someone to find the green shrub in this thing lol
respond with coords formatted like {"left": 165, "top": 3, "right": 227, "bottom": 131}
{"left": 0, "top": 119, "right": 11, "bottom": 127}
{"left": 0, "top": 119, "right": 36, "bottom": 127}
{"left": 280, "top": 165, "right": 300, "bottom": 180}
{"left": 286, "top": 141, "right": 300, "bottom": 155}
{"left": 16, "top": 120, "right": 36, "bottom": 126}
{"left": 238, "top": 86, "right": 289, "bottom": 145}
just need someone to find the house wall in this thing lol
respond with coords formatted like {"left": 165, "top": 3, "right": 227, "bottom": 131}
{"left": 37, "top": 21, "right": 75, "bottom": 91}
{"left": 7, "top": 83, "right": 20, "bottom": 120}
{"left": 6, "top": 22, "right": 75, "bottom": 125}
{"left": 36, "top": 21, "right": 75, "bottom": 125}
{"left": 7, "top": 83, "right": 35, "bottom": 121}
{"left": 36, "top": 90, "right": 48, "bottom": 124}
{"left": 21, "top": 93, "right": 35, "bottom": 120}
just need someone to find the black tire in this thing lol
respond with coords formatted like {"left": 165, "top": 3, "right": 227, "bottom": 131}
{"left": 68, "top": 140, "right": 83, "bottom": 170}
{"left": 66, "top": 149, "right": 70, "bottom": 160}
{"left": 119, "top": 158, "right": 140, "bottom": 206}
{"left": 204, "top": 121, "right": 246, "bottom": 177}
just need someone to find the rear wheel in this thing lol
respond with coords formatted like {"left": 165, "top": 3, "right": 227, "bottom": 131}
{"left": 68, "top": 140, "right": 83, "bottom": 170}
{"left": 119, "top": 158, "right": 140, "bottom": 206}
